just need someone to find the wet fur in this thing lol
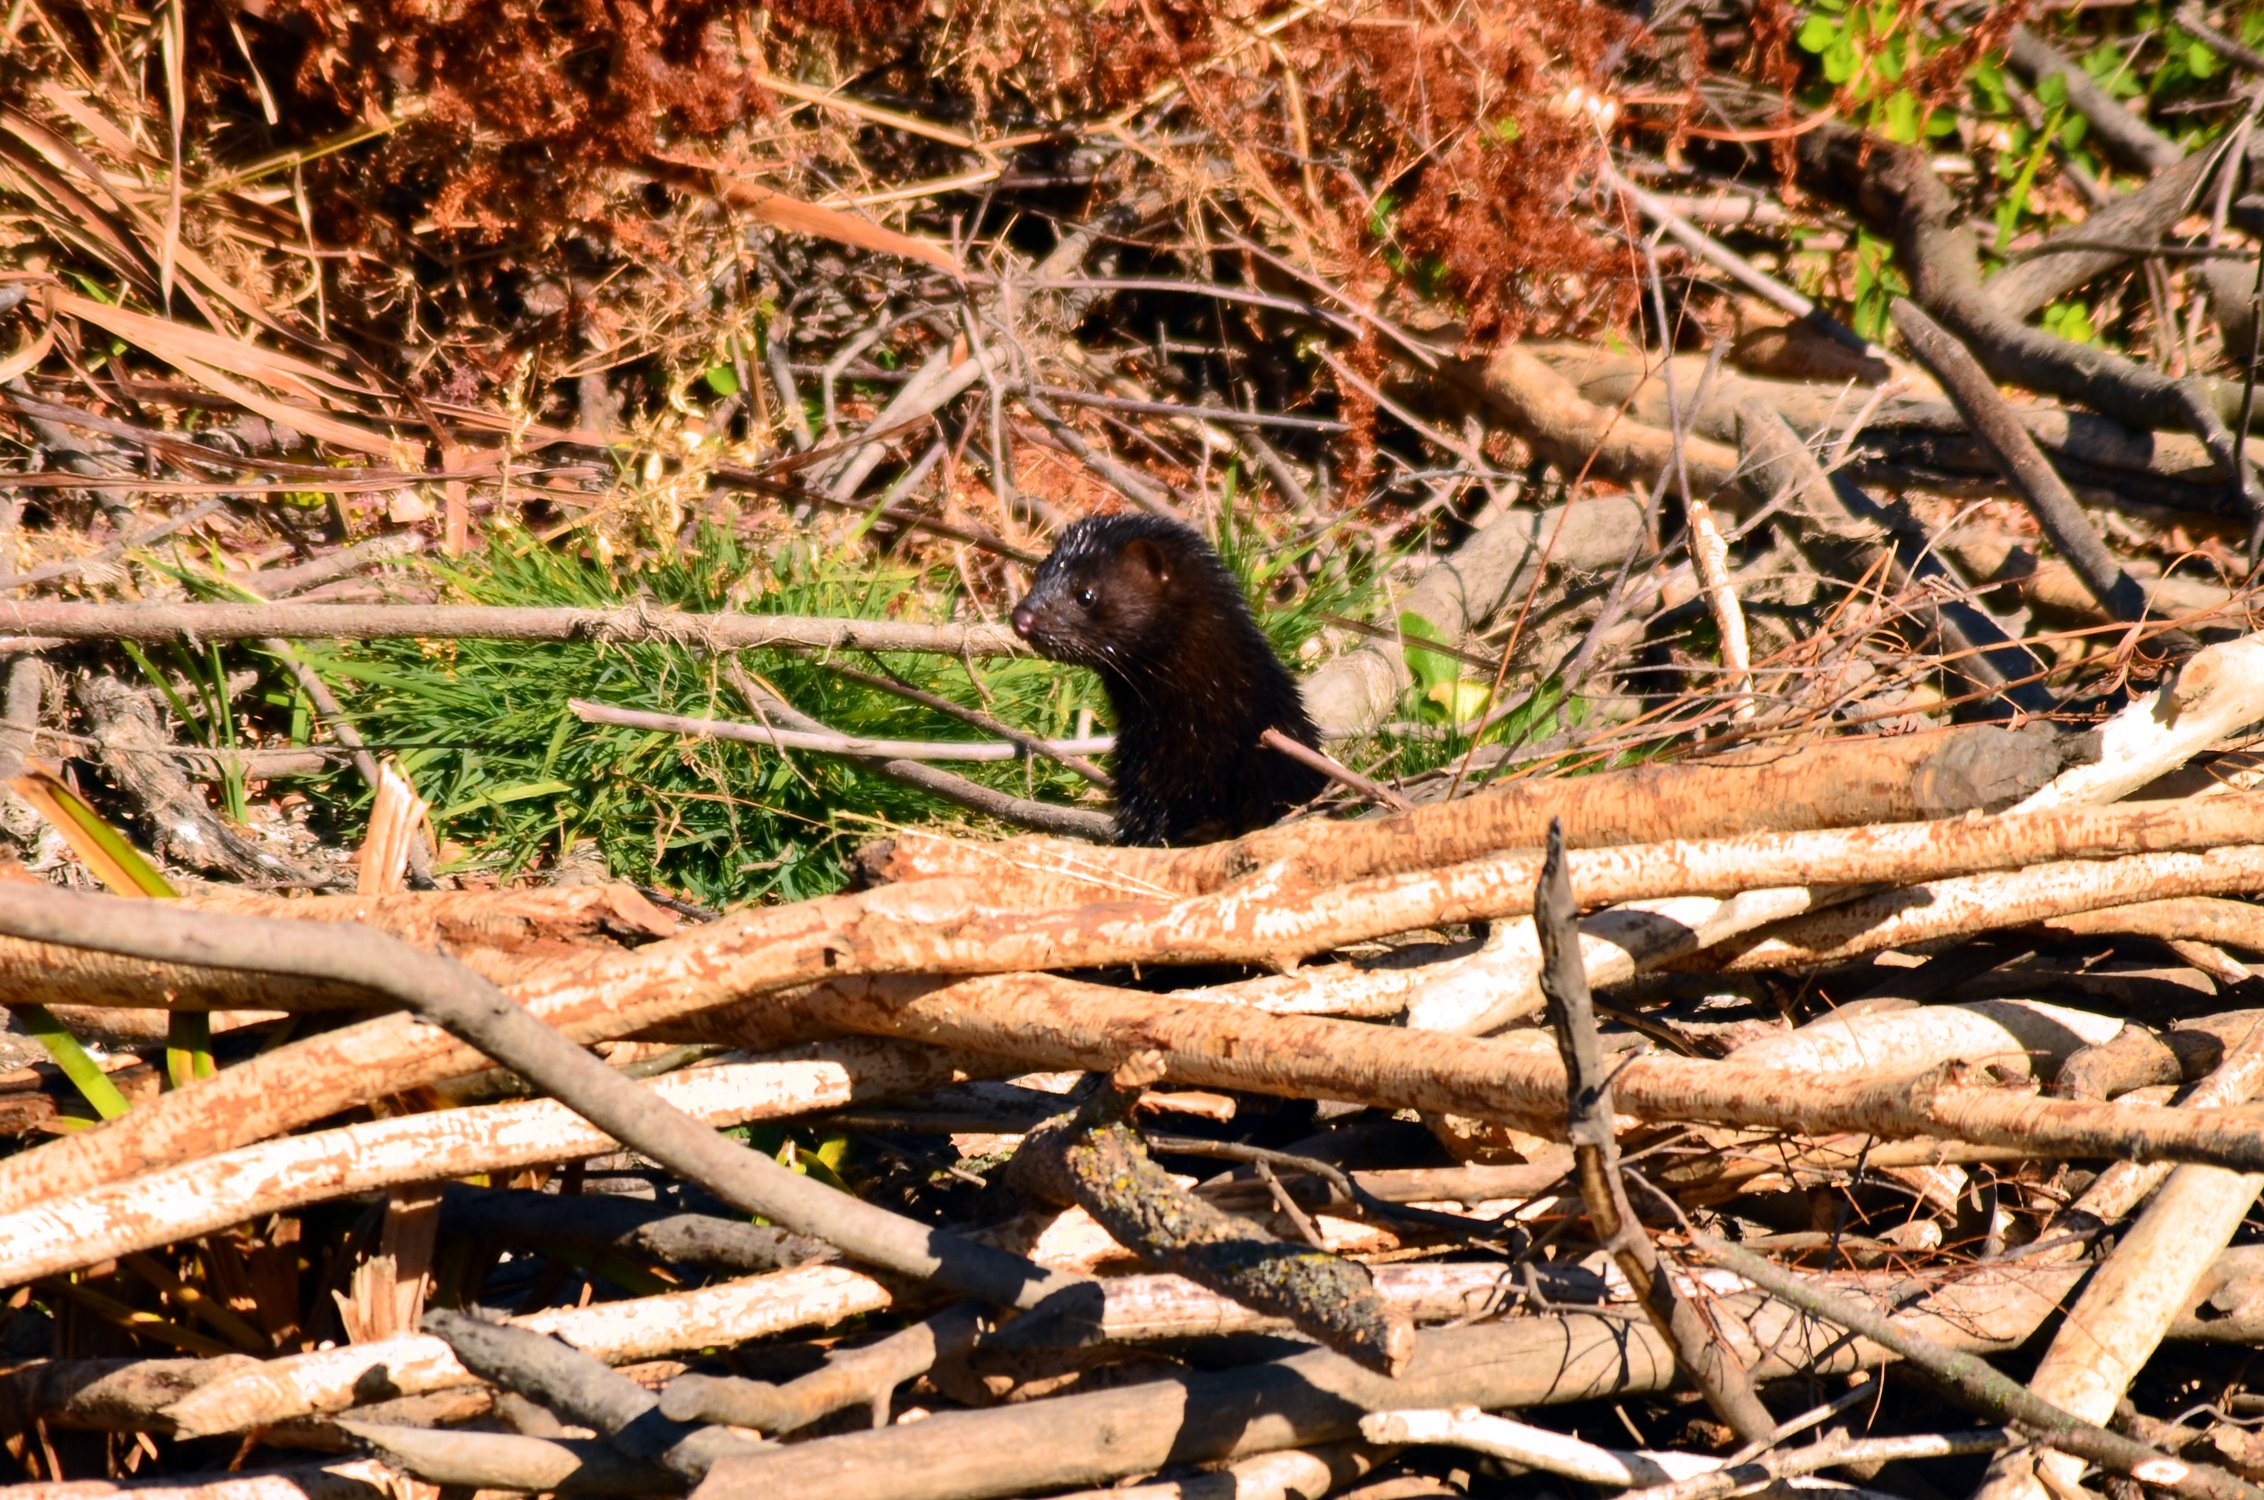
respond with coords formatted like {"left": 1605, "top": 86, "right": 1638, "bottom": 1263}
{"left": 1011, "top": 514, "right": 1327, "bottom": 847}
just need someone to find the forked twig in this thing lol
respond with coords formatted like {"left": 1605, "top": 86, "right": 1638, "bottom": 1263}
{"left": 1534, "top": 817, "right": 1774, "bottom": 1443}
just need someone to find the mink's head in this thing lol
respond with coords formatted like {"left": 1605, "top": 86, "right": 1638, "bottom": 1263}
{"left": 1010, "top": 514, "right": 1205, "bottom": 672}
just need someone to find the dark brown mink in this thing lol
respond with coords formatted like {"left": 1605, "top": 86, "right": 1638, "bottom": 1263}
{"left": 1010, "top": 513, "right": 1328, "bottom": 847}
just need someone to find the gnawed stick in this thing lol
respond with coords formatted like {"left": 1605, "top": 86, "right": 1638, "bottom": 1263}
{"left": 8, "top": 791, "right": 2256, "bottom": 1213}
{"left": 865, "top": 721, "right": 2074, "bottom": 896}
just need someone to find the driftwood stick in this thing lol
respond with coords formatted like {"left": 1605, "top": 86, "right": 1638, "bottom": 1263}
{"left": 2043, "top": 897, "right": 2264, "bottom": 957}
{"left": 660, "top": 1302, "right": 989, "bottom": 1435}
{"left": 1706, "top": 845, "right": 2264, "bottom": 971}
{"left": 864, "top": 722, "right": 2074, "bottom": 896}
{"left": 0, "top": 1457, "right": 409, "bottom": 1500}
{"left": 1258, "top": 726, "right": 1411, "bottom": 812}
{"left": 0, "top": 599, "right": 1021, "bottom": 656}
{"left": 1536, "top": 820, "right": 1773, "bottom": 1442}
{"left": 1619, "top": 1427, "right": 2011, "bottom": 1500}
{"left": 337, "top": 1422, "right": 659, "bottom": 1496}
{"left": 571, "top": 698, "right": 1111, "bottom": 764}
{"left": 1359, "top": 1406, "right": 1705, "bottom": 1486}
{"left": 422, "top": 1309, "right": 758, "bottom": 1484}
{"left": 1889, "top": 299, "right": 2149, "bottom": 624}
{"left": 162, "top": 1263, "right": 898, "bottom": 1437}
{"left": 0, "top": 1045, "right": 971, "bottom": 1286}
{"left": 783, "top": 968, "right": 2264, "bottom": 1174}
{"left": 0, "top": 883, "right": 1077, "bottom": 1311}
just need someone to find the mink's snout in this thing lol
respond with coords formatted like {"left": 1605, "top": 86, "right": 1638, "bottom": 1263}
{"left": 1011, "top": 603, "right": 1038, "bottom": 640}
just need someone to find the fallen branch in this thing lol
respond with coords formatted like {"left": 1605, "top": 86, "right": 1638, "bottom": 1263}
{"left": 781, "top": 969, "right": 2264, "bottom": 1173}
{"left": 422, "top": 1309, "right": 758, "bottom": 1484}
{"left": 1890, "top": 299, "right": 2150, "bottom": 624}
{"left": 162, "top": 1263, "right": 900, "bottom": 1439}
{"left": 0, "top": 882, "right": 1078, "bottom": 1311}
{"left": 1536, "top": 819, "right": 1772, "bottom": 1441}
{"left": 1707, "top": 845, "right": 2264, "bottom": 971}
{"left": 864, "top": 721, "right": 2074, "bottom": 896}
{"left": 0, "top": 599, "right": 1022, "bottom": 656}
{"left": 0, "top": 1041, "right": 984, "bottom": 1286}
{"left": 570, "top": 698, "right": 1111, "bottom": 763}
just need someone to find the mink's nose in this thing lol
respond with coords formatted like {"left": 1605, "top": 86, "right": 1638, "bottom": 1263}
{"left": 1011, "top": 604, "right": 1037, "bottom": 639}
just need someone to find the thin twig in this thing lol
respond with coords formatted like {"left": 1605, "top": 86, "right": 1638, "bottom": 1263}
{"left": 571, "top": 697, "right": 1110, "bottom": 764}
{"left": 1692, "top": 1232, "right": 2264, "bottom": 1500}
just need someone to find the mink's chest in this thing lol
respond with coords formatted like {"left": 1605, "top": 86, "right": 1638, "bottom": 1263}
{"left": 1106, "top": 703, "right": 1324, "bottom": 848}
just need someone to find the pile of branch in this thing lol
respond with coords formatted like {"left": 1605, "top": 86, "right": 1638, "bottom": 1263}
{"left": 13, "top": 2, "right": 2264, "bottom": 1496}
{"left": 3, "top": 627, "right": 2264, "bottom": 1498}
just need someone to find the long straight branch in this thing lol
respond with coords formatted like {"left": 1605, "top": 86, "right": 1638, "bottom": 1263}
{"left": 0, "top": 599, "right": 1020, "bottom": 656}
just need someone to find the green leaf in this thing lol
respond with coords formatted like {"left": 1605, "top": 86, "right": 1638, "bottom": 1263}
{"left": 1398, "top": 613, "right": 1460, "bottom": 698}
{"left": 1882, "top": 89, "right": 1918, "bottom": 143}
{"left": 703, "top": 363, "right": 740, "bottom": 397}
{"left": 2041, "top": 300, "right": 2096, "bottom": 344}
{"left": 1796, "top": 14, "right": 1841, "bottom": 53}
{"left": 19, "top": 1004, "right": 132, "bottom": 1119}
{"left": 432, "top": 778, "right": 578, "bottom": 822}
{"left": 1427, "top": 677, "right": 1494, "bottom": 724}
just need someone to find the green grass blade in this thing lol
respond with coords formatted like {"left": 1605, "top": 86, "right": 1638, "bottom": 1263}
{"left": 18, "top": 1003, "right": 132, "bottom": 1119}
{"left": 166, "top": 1009, "right": 213, "bottom": 1089}
{"left": 11, "top": 766, "right": 179, "bottom": 898}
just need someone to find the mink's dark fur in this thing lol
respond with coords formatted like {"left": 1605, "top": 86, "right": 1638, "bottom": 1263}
{"left": 1011, "top": 514, "right": 1327, "bottom": 847}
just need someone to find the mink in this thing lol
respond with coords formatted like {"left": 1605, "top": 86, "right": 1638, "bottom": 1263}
{"left": 1011, "top": 513, "right": 1328, "bottom": 847}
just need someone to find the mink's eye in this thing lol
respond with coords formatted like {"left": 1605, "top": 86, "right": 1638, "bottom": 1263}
{"left": 1074, "top": 587, "right": 1096, "bottom": 608}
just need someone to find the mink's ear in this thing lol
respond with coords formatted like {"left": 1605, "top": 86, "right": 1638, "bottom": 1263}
{"left": 1124, "top": 536, "right": 1171, "bottom": 587}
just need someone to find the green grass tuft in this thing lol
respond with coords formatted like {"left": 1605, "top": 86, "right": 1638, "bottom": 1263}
{"left": 288, "top": 524, "right": 1100, "bottom": 905}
